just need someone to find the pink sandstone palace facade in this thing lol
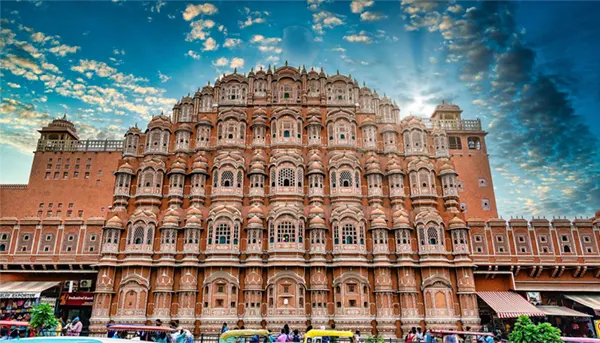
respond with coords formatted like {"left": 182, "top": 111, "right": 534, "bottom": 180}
{"left": 1, "top": 65, "right": 599, "bottom": 337}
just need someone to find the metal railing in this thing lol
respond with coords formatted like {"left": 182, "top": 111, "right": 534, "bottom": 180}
{"left": 422, "top": 118, "right": 482, "bottom": 131}
{"left": 36, "top": 139, "right": 124, "bottom": 152}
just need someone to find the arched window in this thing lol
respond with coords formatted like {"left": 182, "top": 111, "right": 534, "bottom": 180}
{"left": 278, "top": 168, "right": 295, "bottom": 187}
{"left": 271, "top": 169, "right": 276, "bottom": 187}
{"left": 236, "top": 171, "right": 243, "bottom": 187}
{"left": 427, "top": 227, "right": 438, "bottom": 245}
{"left": 216, "top": 223, "right": 231, "bottom": 244}
{"left": 331, "top": 172, "right": 337, "bottom": 188}
{"left": 213, "top": 171, "right": 218, "bottom": 187}
{"left": 146, "top": 227, "right": 153, "bottom": 244}
{"left": 133, "top": 227, "right": 144, "bottom": 245}
{"left": 277, "top": 221, "right": 296, "bottom": 243}
{"left": 342, "top": 224, "right": 357, "bottom": 244}
{"left": 221, "top": 170, "right": 234, "bottom": 187}
{"left": 340, "top": 171, "right": 353, "bottom": 187}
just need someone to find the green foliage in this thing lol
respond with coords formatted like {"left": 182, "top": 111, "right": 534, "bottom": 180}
{"left": 29, "top": 303, "right": 58, "bottom": 332}
{"left": 364, "top": 335, "right": 384, "bottom": 343}
{"left": 509, "top": 315, "right": 562, "bottom": 343}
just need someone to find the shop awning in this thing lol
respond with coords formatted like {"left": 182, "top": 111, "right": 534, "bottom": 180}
{"left": 477, "top": 291, "right": 546, "bottom": 318}
{"left": 0, "top": 281, "right": 60, "bottom": 299}
{"left": 565, "top": 295, "right": 600, "bottom": 311}
{"left": 537, "top": 305, "right": 591, "bottom": 317}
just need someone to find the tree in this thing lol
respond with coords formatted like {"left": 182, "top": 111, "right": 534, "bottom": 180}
{"left": 365, "top": 335, "right": 384, "bottom": 343}
{"left": 29, "top": 303, "right": 58, "bottom": 335}
{"left": 509, "top": 315, "right": 562, "bottom": 343}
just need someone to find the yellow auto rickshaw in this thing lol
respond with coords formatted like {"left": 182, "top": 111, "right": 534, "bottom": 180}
{"left": 220, "top": 329, "right": 272, "bottom": 343}
{"left": 304, "top": 329, "right": 354, "bottom": 343}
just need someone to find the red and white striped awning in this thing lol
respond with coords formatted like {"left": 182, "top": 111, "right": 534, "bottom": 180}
{"left": 477, "top": 291, "right": 546, "bottom": 318}
{"left": 0, "top": 281, "right": 60, "bottom": 299}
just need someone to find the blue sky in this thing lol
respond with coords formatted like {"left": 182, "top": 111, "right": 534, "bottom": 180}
{"left": 1, "top": 0, "right": 599, "bottom": 218}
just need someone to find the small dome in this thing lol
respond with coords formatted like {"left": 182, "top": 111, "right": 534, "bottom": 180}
{"left": 171, "top": 158, "right": 187, "bottom": 171}
{"left": 448, "top": 216, "right": 466, "bottom": 229}
{"left": 185, "top": 215, "right": 202, "bottom": 227}
{"left": 186, "top": 206, "right": 203, "bottom": 217}
{"left": 309, "top": 205, "right": 325, "bottom": 215}
{"left": 175, "top": 123, "right": 193, "bottom": 132}
{"left": 147, "top": 114, "right": 172, "bottom": 130}
{"left": 117, "top": 162, "right": 135, "bottom": 174}
{"left": 386, "top": 156, "right": 404, "bottom": 174}
{"left": 309, "top": 216, "right": 326, "bottom": 228}
{"left": 163, "top": 214, "right": 179, "bottom": 226}
{"left": 197, "top": 115, "right": 213, "bottom": 126}
{"left": 248, "top": 216, "right": 263, "bottom": 226}
{"left": 105, "top": 215, "right": 123, "bottom": 229}
{"left": 125, "top": 125, "right": 142, "bottom": 136}
{"left": 371, "top": 217, "right": 387, "bottom": 228}
{"left": 371, "top": 207, "right": 385, "bottom": 218}
{"left": 248, "top": 205, "right": 264, "bottom": 217}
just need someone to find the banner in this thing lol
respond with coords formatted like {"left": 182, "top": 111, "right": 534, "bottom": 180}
{"left": 59, "top": 292, "right": 94, "bottom": 306}
{"left": 594, "top": 320, "right": 600, "bottom": 339}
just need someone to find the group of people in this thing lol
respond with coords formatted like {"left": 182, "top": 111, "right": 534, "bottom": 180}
{"left": 0, "top": 316, "right": 82, "bottom": 339}
{"left": 404, "top": 327, "right": 505, "bottom": 343}
{"left": 107, "top": 319, "right": 194, "bottom": 343}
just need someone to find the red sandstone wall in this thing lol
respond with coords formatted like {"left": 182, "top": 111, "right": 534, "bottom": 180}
{"left": 0, "top": 151, "right": 121, "bottom": 219}
{"left": 449, "top": 133, "right": 499, "bottom": 219}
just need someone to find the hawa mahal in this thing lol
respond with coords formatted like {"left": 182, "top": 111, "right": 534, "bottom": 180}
{"left": 1, "top": 65, "right": 599, "bottom": 337}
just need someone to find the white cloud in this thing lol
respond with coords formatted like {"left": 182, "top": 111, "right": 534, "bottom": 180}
{"left": 360, "top": 11, "right": 387, "bottom": 21}
{"left": 350, "top": 0, "right": 373, "bottom": 13}
{"left": 183, "top": 3, "right": 218, "bottom": 21}
{"left": 112, "top": 49, "right": 126, "bottom": 55}
{"left": 186, "top": 50, "right": 201, "bottom": 60}
{"left": 7, "top": 82, "right": 21, "bottom": 88}
{"left": 158, "top": 71, "right": 170, "bottom": 83}
{"left": 447, "top": 4, "right": 463, "bottom": 14}
{"left": 238, "top": 8, "right": 269, "bottom": 28}
{"left": 151, "top": 0, "right": 166, "bottom": 13}
{"left": 218, "top": 25, "right": 228, "bottom": 36}
{"left": 41, "top": 62, "right": 60, "bottom": 73}
{"left": 258, "top": 46, "right": 283, "bottom": 54}
{"left": 223, "top": 38, "right": 242, "bottom": 48}
{"left": 202, "top": 37, "right": 218, "bottom": 51}
{"left": 250, "top": 35, "right": 281, "bottom": 45}
{"left": 312, "top": 11, "right": 344, "bottom": 35}
{"left": 429, "top": 56, "right": 439, "bottom": 64}
{"left": 212, "top": 57, "right": 229, "bottom": 67}
{"left": 48, "top": 44, "right": 80, "bottom": 57}
{"left": 230, "top": 57, "right": 244, "bottom": 69}
{"left": 30, "top": 31, "right": 51, "bottom": 44}
{"left": 332, "top": 47, "right": 346, "bottom": 52}
{"left": 343, "top": 31, "right": 372, "bottom": 43}
{"left": 307, "top": 0, "right": 325, "bottom": 11}
{"left": 186, "top": 19, "right": 216, "bottom": 41}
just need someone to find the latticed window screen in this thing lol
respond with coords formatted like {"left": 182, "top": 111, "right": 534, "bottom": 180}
{"left": 342, "top": 223, "right": 357, "bottom": 244}
{"left": 297, "top": 168, "right": 303, "bottom": 187}
{"left": 213, "top": 171, "right": 218, "bottom": 187}
{"left": 146, "top": 227, "right": 153, "bottom": 244}
{"left": 237, "top": 171, "right": 243, "bottom": 187}
{"left": 427, "top": 227, "right": 439, "bottom": 245}
{"left": 133, "top": 227, "right": 144, "bottom": 244}
{"left": 277, "top": 221, "right": 296, "bottom": 243}
{"left": 278, "top": 168, "right": 295, "bottom": 187}
{"left": 340, "top": 171, "right": 353, "bottom": 187}
{"left": 221, "top": 170, "right": 234, "bottom": 187}
{"left": 215, "top": 223, "right": 231, "bottom": 244}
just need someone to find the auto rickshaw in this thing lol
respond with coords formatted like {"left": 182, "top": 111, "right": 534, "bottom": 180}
{"left": 220, "top": 329, "right": 272, "bottom": 343}
{"left": 304, "top": 329, "right": 354, "bottom": 343}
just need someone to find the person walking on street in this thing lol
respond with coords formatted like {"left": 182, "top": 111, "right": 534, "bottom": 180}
{"left": 406, "top": 327, "right": 417, "bottom": 343}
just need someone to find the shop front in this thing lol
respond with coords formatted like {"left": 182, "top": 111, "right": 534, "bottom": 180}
{"left": 0, "top": 281, "right": 61, "bottom": 322}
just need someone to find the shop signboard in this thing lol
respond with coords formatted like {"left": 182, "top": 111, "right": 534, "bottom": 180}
{"left": 39, "top": 296, "right": 57, "bottom": 310}
{"left": 59, "top": 292, "right": 94, "bottom": 306}
{"left": 594, "top": 320, "right": 600, "bottom": 338}
{"left": 0, "top": 291, "right": 42, "bottom": 298}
